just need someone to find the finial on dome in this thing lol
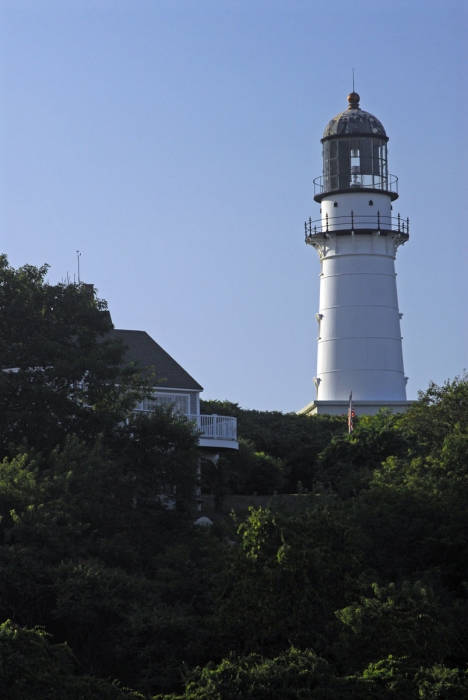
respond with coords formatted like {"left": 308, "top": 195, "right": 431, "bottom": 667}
{"left": 347, "top": 92, "right": 360, "bottom": 110}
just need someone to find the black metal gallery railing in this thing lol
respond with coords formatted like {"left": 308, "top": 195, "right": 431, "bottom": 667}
{"left": 313, "top": 174, "right": 399, "bottom": 197}
{"left": 304, "top": 212, "right": 409, "bottom": 239}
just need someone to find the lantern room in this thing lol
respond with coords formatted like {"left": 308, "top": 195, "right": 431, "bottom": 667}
{"left": 314, "top": 92, "right": 398, "bottom": 202}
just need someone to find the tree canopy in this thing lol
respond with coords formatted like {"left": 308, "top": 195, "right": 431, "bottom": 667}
{"left": 0, "top": 255, "right": 147, "bottom": 457}
{"left": 1, "top": 257, "right": 467, "bottom": 698}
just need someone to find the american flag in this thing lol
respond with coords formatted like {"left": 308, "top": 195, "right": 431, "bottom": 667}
{"left": 348, "top": 391, "right": 355, "bottom": 433}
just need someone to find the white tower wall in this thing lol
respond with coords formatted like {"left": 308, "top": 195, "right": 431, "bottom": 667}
{"left": 315, "top": 196, "right": 407, "bottom": 402}
{"left": 321, "top": 192, "right": 392, "bottom": 231}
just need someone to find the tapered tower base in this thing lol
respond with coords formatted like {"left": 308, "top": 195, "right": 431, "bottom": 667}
{"left": 298, "top": 399, "right": 413, "bottom": 417}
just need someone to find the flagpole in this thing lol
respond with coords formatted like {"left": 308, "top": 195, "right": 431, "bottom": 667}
{"left": 348, "top": 391, "right": 354, "bottom": 433}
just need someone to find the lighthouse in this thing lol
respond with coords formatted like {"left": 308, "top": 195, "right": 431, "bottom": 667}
{"left": 299, "top": 92, "right": 412, "bottom": 416}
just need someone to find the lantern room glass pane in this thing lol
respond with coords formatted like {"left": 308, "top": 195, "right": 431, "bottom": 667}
{"left": 322, "top": 136, "right": 389, "bottom": 193}
{"left": 360, "top": 138, "right": 372, "bottom": 175}
{"left": 338, "top": 140, "right": 350, "bottom": 190}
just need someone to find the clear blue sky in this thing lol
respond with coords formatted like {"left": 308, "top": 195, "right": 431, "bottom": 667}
{"left": 1, "top": 0, "right": 467, "bottom": 412}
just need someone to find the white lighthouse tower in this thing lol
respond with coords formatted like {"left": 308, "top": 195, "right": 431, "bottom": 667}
{"left": 300, "top": 92, "right": 411, "bottom": 416}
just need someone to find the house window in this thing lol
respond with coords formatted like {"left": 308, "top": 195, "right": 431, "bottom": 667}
{"left": 139, "top": 393, "right": 190, "bottom": 415}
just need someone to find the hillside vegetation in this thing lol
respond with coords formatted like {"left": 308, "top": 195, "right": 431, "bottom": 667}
{"left": 1, "top": 256, "right": 467, "bottom": 699}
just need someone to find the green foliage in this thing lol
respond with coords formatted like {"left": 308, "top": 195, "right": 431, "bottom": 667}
{"left": 0, "top": 439, "right": 112, "bottom": 555}
{"left": 50, "top": 558, "right": 205, "bottom": 693}
{"left": 156, "top": 649, "right": 468, "bottom": 700}
{"left": 334, "top": 581, "right": 468, "bottom": 672}
{"left": 112, "top": 409, "right": 200, "bottom": 511}
{"left": 0, "top": 258, "right": 209, "bottom": 694}
{"left": 402, "top": 373, "right": 468, "bottom": 456}
{"left": 415, "top": 664, "right": 468, "bottom": 699}
{"left": 200, "top": 399, "right": 344, "bottom": 490}
{"left": 0, "top": 419, "right": 199, "bottom": 551}
{"left": 0, "top": 255, "right": 147, "bottom": 457}
{"left": 0, "top": 620, "right": 144, "bottom": 699}
{"left": 165, "top": 648, "right": 368, "bottom": 700}
{"left": 0, "top": 546, "right": 55, "bottom": 629}
{"left": 200, "top": 455, "right": 231, "bottom": 511}
{"left": 212, "top": 503, "right": 363, "bottom": 656}
{"left": 1, "top": 258, "right": 468, "bottom": 697}
{"left": 316, "top": 409, "right": 410, "bottom": 495}
{"left": 361, "top": 657, "right": 468, "bottom": 700}
{"left": 0, "top": 433, "right": 208, "bottom": 693}
{"left": 352, "top": 376, "right": 468, "bottom": 590}
{"left": 203, "top": 438, "right": 286, "bottom": 497}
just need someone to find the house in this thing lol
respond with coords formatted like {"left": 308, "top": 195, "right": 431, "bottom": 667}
{"left": 109, "top": 328, "right": 238, "bottom": 452}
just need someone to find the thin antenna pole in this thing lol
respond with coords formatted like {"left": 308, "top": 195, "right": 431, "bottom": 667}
{"left": 76, "top": 250, "right": 81, "bottom": 284}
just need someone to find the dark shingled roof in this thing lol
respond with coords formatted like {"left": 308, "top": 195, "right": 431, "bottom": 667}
{"left": 109, "top": 329, "right": 203, "bottom": 391}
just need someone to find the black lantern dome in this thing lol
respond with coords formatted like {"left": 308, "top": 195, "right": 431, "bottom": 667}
{"left": 323, "top": 93, "right": 387, "bottom": 139}
{"left": 314, "top": 93, "right": 398, "bottom": 202}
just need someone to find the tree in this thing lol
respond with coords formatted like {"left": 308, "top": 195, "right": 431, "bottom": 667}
{"left": 0, "top": 433, "right": 210, "bottom": 694}
{"left": 401, "top": 374, "right": 468, "bottom": 459}
{"left": 112, "top": 409, "right": 200, "bottom": 511}
{"left": 211, "top": 503, "right": 363, "bottom": 657}
{"left": 2, "top": 270, "right": 468, "bottom": 700}
{"left": 0, "top": 258, "right": 206, "bottom": 694}
{"left": 0, "top": 255, "right": 145, "bottom": 457}
{"left": 200, "top": 399, "right": 344, "bottom": 491}
{"left": 159, "top": 648, "right": 373, "bottom": 700}
{"left": 0, "top": 620, "right": 144, "bottom": 699}
{"left": 334, "top": 581, "right": 467, "bottom": 673}
{"left": 201, "top": 438, "right": 286, "bottom": 499}
{"left": 355, "top": 375, "right": 468, "bottom": 589}
{"left": 155, "top": 649, "right": 468, "bottom": 700}
{"left": 361, "top": 656, "right": 468, "bottom": 700}
{"left": 315, "top": 409, "right": 410, "bottom": 495}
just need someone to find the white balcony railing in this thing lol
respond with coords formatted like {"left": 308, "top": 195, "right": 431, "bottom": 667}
{"left": 135, "top": 409, "right": 237, "bottom": 442}
{"left": 187, "top": 414, "right": 237, "bottom": 441}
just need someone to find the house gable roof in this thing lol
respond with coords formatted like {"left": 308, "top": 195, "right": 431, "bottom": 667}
{"left": 109, "top": 329, "right": 203, "bottom": 392}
